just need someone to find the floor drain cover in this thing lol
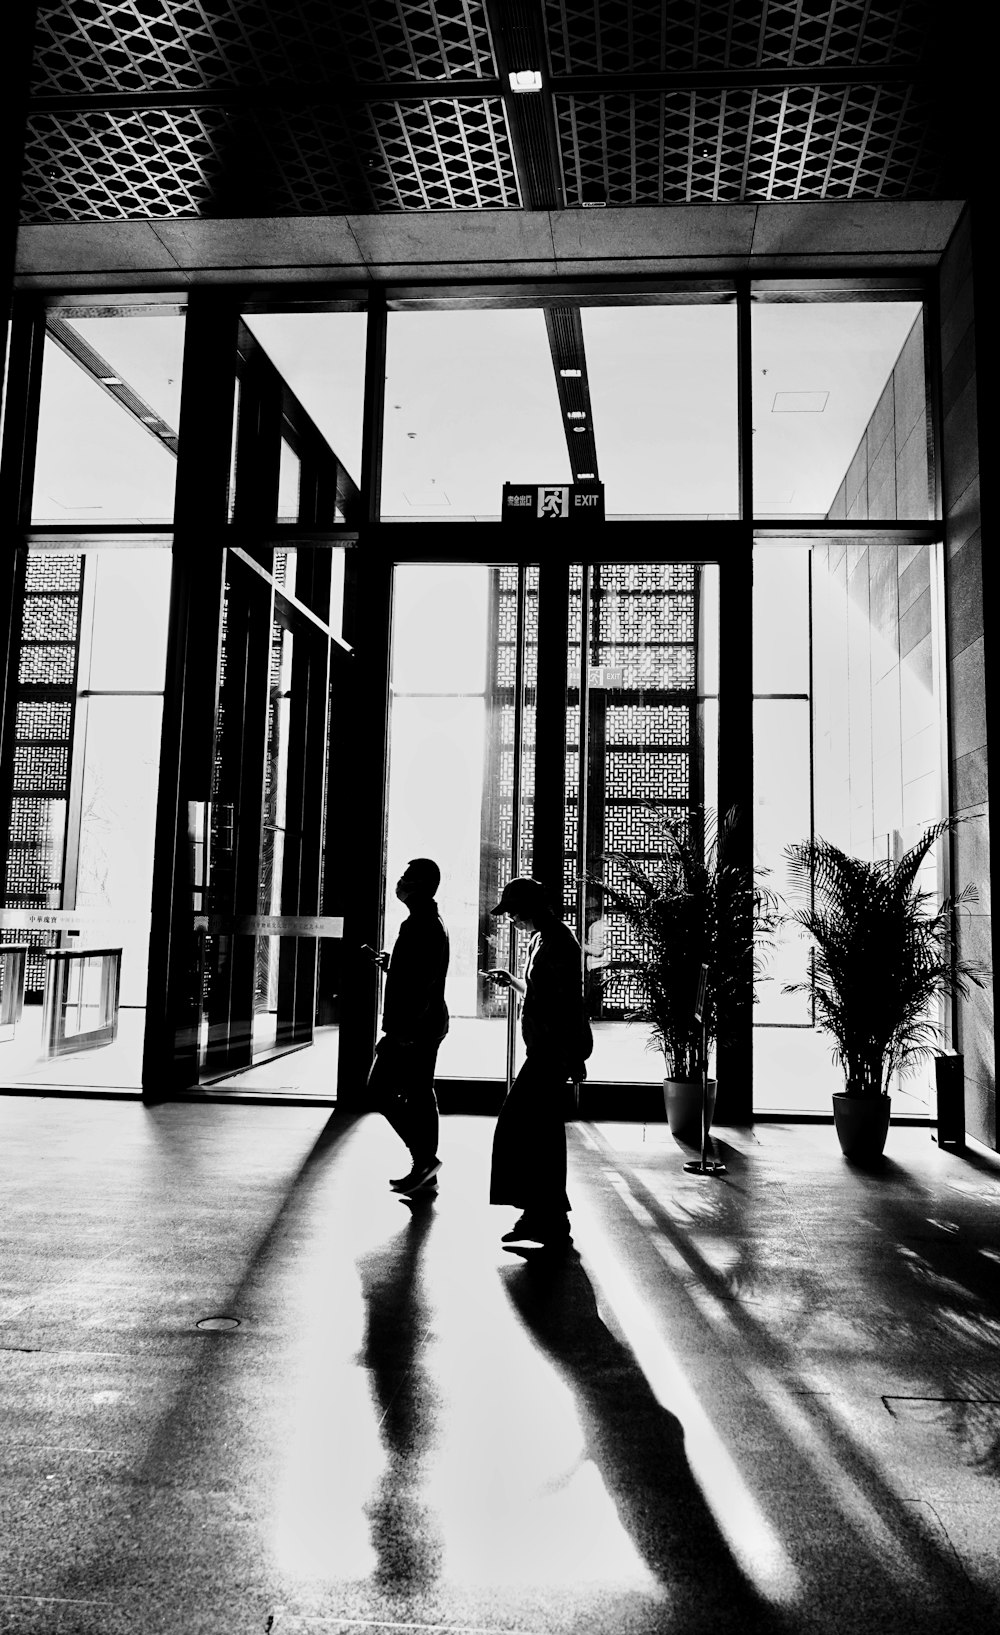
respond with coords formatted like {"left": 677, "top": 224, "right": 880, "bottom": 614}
{"left": 196, "top": 1315, "right": 241, "bottom": 1331}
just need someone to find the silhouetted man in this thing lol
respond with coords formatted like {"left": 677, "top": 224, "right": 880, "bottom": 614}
{"left": 366, "top": 857, "right": 449, "bottom": 1195}
{"left": 485, "top": 876, "right": 591, "bottom": 1248}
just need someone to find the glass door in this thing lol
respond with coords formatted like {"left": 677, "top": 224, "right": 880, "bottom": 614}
{"left": 197, "top": 550, "right": 332, "bottom": 1077}
{"left": 383, "top": 562, "right": 538, "bottom": 1085}
{"left": 382, "top": 556, "right": 718, "bottom": 1093}
{"left": 569, "top": 560, "right": 719, "bottom": 1084}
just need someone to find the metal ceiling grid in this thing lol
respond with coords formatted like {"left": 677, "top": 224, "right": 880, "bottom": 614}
{"left": 542, "top": 0, "right": 929, "bottom": 74}
{"left": 30, "top": 0, "right": 497, "bottom": 93}
{"left": 19, "top": 0, "right": 943, "bottom": 222}
{"left": 366, "top": 97, "right": 520, "bottom": 210}
{"left": 555, "top": 78, "right": 936, "bottom": 204}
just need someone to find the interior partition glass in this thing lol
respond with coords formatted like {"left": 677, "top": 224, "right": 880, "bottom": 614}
{"left": 0, "top": 544, "right": 170, "bottom": 1090}
{"left": 381, "top": 303, "right": 737, "bottom": 521}
{"left": 751, "top": 297, "right": 929, "bottom": 520}
{"left": 32, "top": 312, "right": 185, "bottom": 524}
{"left": 753, "top": 536, "right": 945, "bottom": 1116}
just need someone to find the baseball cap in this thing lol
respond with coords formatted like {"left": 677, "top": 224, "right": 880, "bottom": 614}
{"left": 491, "top": 876, "right": 549, "bottom": 916}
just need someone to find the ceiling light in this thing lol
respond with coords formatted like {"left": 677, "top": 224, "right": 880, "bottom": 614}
{"left": 509, "top": 69, "right": 542, "bottom": 92}
{"left": 560, "top": 368, "right": 582, "bottom": 377}
{"left": 577, "top": 472, "right": 595, "bottom": 479}
{"left": 572, "top": 427, "right": 586, "bottom": 434}
{"left": 99, "top": 375, "right": 123, "bottom": 385}
{"left": 567, "top": 411, "right": 585, "bottom": 419}
{"left": 141, "top": 415, "right": 158, "bottom": 424}
{"left": 771, "top": 391, "right": 830, "bottom": 412}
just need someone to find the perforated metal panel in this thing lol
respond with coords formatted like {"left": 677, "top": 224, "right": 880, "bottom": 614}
{"left": 544, "top": 0, "right": 929, "bottom": 74}
{"left": 555, "top": 79, "right": 936, "bottom": 204}
{"left": 30, "top": 0, "right": 497, "bottom": 93}
{"left": 20, "top": 0, "right": 944, "bottom": 221}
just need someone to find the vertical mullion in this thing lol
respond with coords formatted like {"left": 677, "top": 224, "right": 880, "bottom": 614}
{"left": 360, "top": 288, "right": 388, "bottom": 525}
{"left": 736, "top": 273, "right": 753, "bottom": 523}
{"left": 506, "top": 560, "right": 528, "bottom": 1093}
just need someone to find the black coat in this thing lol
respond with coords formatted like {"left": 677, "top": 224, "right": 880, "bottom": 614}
{"left": 380, "top": 900, "right": 450, "bottom": 1045}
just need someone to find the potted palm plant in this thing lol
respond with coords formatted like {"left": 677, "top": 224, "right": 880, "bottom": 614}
{"left": 782, "top": 820, "right": 985, "bottom": 1160}
{"left": 595, "top": 807, "right": 768, "bottom": 1143}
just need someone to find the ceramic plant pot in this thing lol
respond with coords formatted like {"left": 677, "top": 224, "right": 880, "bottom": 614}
{"left": 664, "top": 1077, "right": 717, "bottom": 1146}
{"left": 832, "top": 1092, "right": 891, "bottom": 1161}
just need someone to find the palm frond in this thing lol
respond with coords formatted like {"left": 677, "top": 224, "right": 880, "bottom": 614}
{"left": 781, "top": 821, "right": 988, "bottom": 1099}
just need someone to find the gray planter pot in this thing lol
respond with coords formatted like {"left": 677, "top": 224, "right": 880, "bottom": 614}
{"left": 664, "top": 1077, "right": 717, "bottom": 1146}
{"left": 832, "top": 1092, "right": 891, "bottom": 1161}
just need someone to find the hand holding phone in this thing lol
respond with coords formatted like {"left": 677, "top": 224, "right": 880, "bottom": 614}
{"left": 482, "top": 967, "right": 511, "bottom": 988}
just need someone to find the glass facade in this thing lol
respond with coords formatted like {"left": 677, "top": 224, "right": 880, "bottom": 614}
{"left": 0, "top": 281, "right": 950, "bottom": 1115}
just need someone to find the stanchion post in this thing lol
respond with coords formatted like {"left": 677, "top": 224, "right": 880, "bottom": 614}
{"left": 684, "top": 963, "right": 727, "bottom": 1177}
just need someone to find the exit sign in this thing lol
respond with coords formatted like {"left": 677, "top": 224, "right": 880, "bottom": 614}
{"left": 502, "top": 482, "right": 604, "bottom": 521}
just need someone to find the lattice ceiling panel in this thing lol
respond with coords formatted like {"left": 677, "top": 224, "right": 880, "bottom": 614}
{"left": 22, "top": 108, "right": 232, "bottom": 219}
{"left": 556, "top": 80, "right": 937, "bottom": 204}
{"left": 367, "top": 99, "right": 520, "bottom": 210}
{"left": 30, "top": 0, "right": 496, "bottom": 94}
{"left": 544, "top": 0, "right": 929, "bottom": 73}
{"left": 21, "top": 104, "right": 380, "bottom": 220}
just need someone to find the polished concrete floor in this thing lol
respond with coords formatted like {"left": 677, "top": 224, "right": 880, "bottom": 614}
{"left": 1, "top": 1098, "right": 999, "bottom": 1635}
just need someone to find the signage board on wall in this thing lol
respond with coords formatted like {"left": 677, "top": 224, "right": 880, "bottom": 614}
{"left": 502, "top": 482, "right": 604, "bottom": 522}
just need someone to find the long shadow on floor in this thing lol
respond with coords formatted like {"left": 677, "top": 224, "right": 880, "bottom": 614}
{"left": 355, "top": 1192, "right": 443, "bottom": 1594}
{"left": 588, "top": 1132, "right": 1000, "bottom": 1635}
{"left": 499, "top": 1246, "right": 789, "bottom": 1635}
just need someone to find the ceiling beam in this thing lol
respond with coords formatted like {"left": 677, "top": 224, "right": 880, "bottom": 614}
{"left": 26, "top": 62, "right": 930, "bottom": 117}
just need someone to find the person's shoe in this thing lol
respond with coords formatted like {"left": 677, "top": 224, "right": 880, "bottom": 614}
{"left": 397, "top": 1158, "right": 441, "bottom": 1193}
{"left": 503, "top": 1213, "right": 571, "bottom": 1247}
{"left": 501, "top": 1213, "right": 546, "bottom": 1244}
{"left": 389, "top": 1169, "right": 419, "bottom": 1191}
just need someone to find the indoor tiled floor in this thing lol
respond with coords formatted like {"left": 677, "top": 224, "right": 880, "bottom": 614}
{"left": 1, "top": 1097, "right": 998, "bottom": 1634}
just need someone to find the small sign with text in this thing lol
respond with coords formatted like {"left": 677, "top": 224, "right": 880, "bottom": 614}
{"left": 502, "top": 482, "right": 604, "bottom": 522}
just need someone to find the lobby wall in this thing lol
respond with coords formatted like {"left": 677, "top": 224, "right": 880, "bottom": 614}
{"left": 938, "top": 207, "right": 994, "bottom": 1151}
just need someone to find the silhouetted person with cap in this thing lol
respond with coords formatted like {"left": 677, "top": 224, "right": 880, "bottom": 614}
{"left": 485, "top": 876, "right": 591, "bottom": 1248}
{"left": 365, "top": 858, "right": 449, "bottom": 1195}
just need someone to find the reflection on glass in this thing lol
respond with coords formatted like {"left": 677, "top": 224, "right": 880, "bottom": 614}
{"left": 754, "top": 539, "right": 944, "bottom": 1115}
{"left": 32, "top": 315, "right": 184, "bottom": 524}
{"left": 87, "top": 551, "right": 171, "bottom": 692}
{"left": 386, "top": 565, "right": 493, "bottom": 1073}
{"left": 242, "top": 313, "right": 367, "bottom": 490}
{"left": 278, "top": 438, "right": 301, "bottom": 523}
{"left": 385, "top": 564, "right": 539, "bottom": 1080}
{"left": 382, "top": 311, "right": 569, "bottom": 519}
{"left": 255, "top": 619, "right": 294, "bottom": 1054}
{"left": 381, "top": 306, "right": 739, "bottom": 521}
{"left": 1, "top": 547, "right": 169, "bottom": 1089}
{"left": 752, "top": 546, "right": 809, "bottom": 696}
{"left": 76, "top": 695, "right": 164, "bottom": 1009}
{"left": 581, "top": 306, "right": 738, "bottom": 518}
{"left": 752, "top": 302, "right": 927, "bottom": 518}
{"left": 752, "top": 697, "right": 811, "bottom": 1027}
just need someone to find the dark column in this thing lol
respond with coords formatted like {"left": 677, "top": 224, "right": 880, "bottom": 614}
{"left": 333, "top": 289, "right": 389, "bottom": 1107}
{"left": 0, "top": 5, "right": 36, "bottom": 383}
{"left": 713, "top": 279, "right": 755, "bottom": 1125}
{"left": 715, "top": 546, "right": 754, "bottom": 1124}
{"left": 142, "top": 294, "right": 240, "bottom": 1096}
{"left": 0, "top": 303, "right": 45, "bottom": 906}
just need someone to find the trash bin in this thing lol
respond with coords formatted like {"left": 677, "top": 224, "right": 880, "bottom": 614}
{"left": 934, "top": 1050, "right": 965, "bottom": 1151}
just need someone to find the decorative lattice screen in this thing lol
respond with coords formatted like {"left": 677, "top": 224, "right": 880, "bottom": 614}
{"left": 2, "top": 553, "right": 84, "bottom": 995}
